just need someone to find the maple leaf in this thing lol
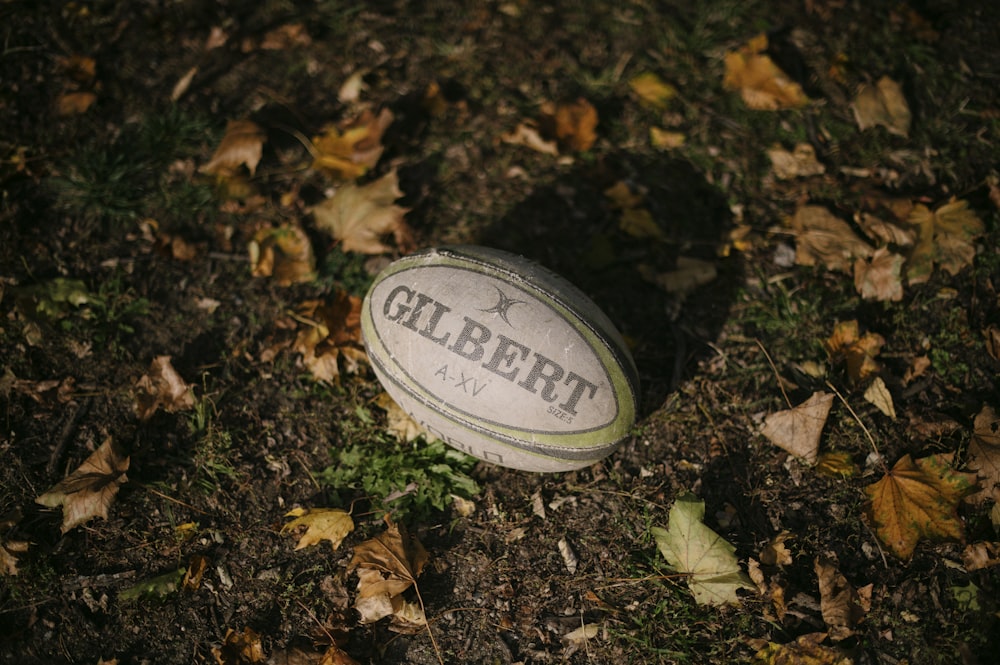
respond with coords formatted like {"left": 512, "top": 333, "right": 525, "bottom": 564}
{"left": 760, "top": 391, "right": 834, "bottom": 464}
{"left": 349, "top": 517, "right": 429, "bottom": 625}
{"left": 864, "top": 453, "right": 979, "bottom": 559}
{"left": 823, "top": 320, "right": 884, "bottom": 382}
{"left": 134, "top": 355, "right": 196, "bottom": 420}
{"left": 753, "top": 633, "right": 852, "bottom": 665}
{"left": 790, "top": 205, "right": 873, "bottom": 272}
{"left": 281, "top": 507, "right": 354, "bottom": 551}
{"left": 291, "top": 292, "right": 367, "bottom": 383}
{"left": 723, "top": 34, "right": 810, "bottom": 110}
{"left": 311, "top": 108, "right": 393, "bottom": 180}
{"left": 854, "top": 247, "right": 905, "bottom": 302}
{"left": 248, "top": 225, "right": 317, "bottom": 286}
{"left": 312, "top": 169, "right": 413, "bottom": 255}
{"left": 851, "top": 76, "right": 911, "bottom": 137}
{"left": 967, "top": 405, "right": 1000, "bottom": 504}
{"left": 814, "top": 556, "right": 871, "bottom": 641}
{"left": 199, "top": 119, "right": 266, "bottom": 177}
{"left": 651, "top": 493, "right": 753, "bottom": 606}
{"left": 36, "top": 437, "right": 130, "bottom": 533}
{"left": 906, "top": 198, "right": 985, "bottom": 284}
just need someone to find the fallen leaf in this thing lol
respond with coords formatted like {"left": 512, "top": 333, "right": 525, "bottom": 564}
{"left": 984, "top": 326, "right": 1000, "bottom": 361}
{"left": 260, "top": 23, "right": 311, "bottom": 50}
{"left": 752, "top": 632, "right": 852, "bottom": 665}
{"left": 816, "top": 451, "right": 858, "bottom": 478}
{"left": 375, "top": 392, "right": 425, "bottom": 442}
{"left": 56, "top": 91, "right": 97, "bottom": 116}
{"left": 562, "top": 623, "right": 600, "bottom": 652}
{"left": 311, "top": 108, "right": 393, "bottom": 180}
{"left": 962, "top": 542, "right": 1000, "bottom": 571}
{"left": 248, "top": 225, "right": 317, "bottom": 286}
{"left": 282, "top": 507, "right": 355, "bottom": 551}
{"left": 851, "top": 76, "right": 911, "bottom": 137}
{"left": 388, "top": 599, "right": 427, "bottom": 634}
{"left": 823, "top": 320, "right": 884, "bottom": 382}
{"left": 213, "top": 627, "right": 265, "bottom": 665}
{"left": 35, "top": 437, "right": 130, "bottom": 533}
{"left": 760, "top": 392, "right": 834, "bottom": 464}
{"left": 854, "top": 247, "right": 905, "bottom": 302}
{"left": 790, "top": 205, "right": 873, "bottom": 272}
{"left": 651, "top": 493, "right": 753, "bottom": 606}
{"left": 338, "top": 71, "right": 366, "bottom": 104}
{"left": 906, "top": 198, "right": 985, "bottom": 284}
{"left": 902, "top": 355, "right": 931, "bottom": 386}
{"left": 119, "top": 567, "right": 184, "bottom": 602}
{"left": 199, "top": 119, "right": 266, "bottom": 177}
{"left": 864, "top": 453, "right": 979, "bottom": 559}
{"left": 312, "top": 169, "right": 413, "bottom": 255}
{"left": 723, "top": 34, "right": 810, "bottom": 110}
{"left": 501, "top": 120, "right": 559, "bottom": 155}
{"left": 291, "top": 292, "right": 367, "bottom": 383}
{"left": 855, "top": 212, "right": 915, "bottom": 247}
{"left": 863, "top": 376, "right": 896, "bottom": 419}
{"left": 638, "top": 258, "right": 717, "bottom": 294}
{"left": 183, "top": 554, "right": 209, "bottom": 590}
{"left": 134, "top": 356, "right": 196, "bottom": 420}
{"left": 349, "top": 517, "right": 428, "bottom": 624}
{"left": 629, "top": 72, "right": 676, "bottom": 109}
{"left": 767, "top": 143, "right": 825, "bottom": 180}
{"left": 544, "top": 97, "right": 598, "bottom": 152}
{"left": 759, "top": 531, "right": 793, "bottom": 566}
{"left": 1, "top": 538, "right": 29, "bottom": 576}
{"left": 815, "top": 557, "right": 869, "bottom": 641}
{"left": 558, "top": 537, "right": 578, "bottom": 574}
{"left": 967, "top": 405, "right": 1000, "bottom": 504}
{"left": 649, "top": 127, "right": 686, "bottom": 149}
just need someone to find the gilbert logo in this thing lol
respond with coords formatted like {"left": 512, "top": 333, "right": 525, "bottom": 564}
{"left": 380, "top": 284, "right": 599, "bottom": 417}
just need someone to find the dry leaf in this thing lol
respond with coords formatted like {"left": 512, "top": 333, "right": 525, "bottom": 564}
{"left": 790, "top": 205, "right": 873, "bottom": 272}
{"left": 501, "top": 120, "right": 559, "bottom": 155}
{"left": 545, "top": 98, "right": 598, "bottom": 152}
{"left": 248, "top": 225, "right": 316, "bottom": 286}
{"left": 558, "top": 537, "right": 578, "bottom": 574}
{"left": 183, "top": 554, "right": 209, "bottom": 591}
{"left": 291, "top": 292, "right": 367, "bottom": 383}
{"left": 962, "top": 542, "right": 1000, "bottom": 571}
{"left": 282, "top": 507, "right": 355, "bottom": 551}
{"left": 200, "top": 119, "right": 266, "bottom": 177}
{"left": 823, "top": 320, "right": 884, "bottom": 382}
{"left": 388, "top": 599, "right": 427, "bottom": 634}
{"left": 56, "top": 91, "right": 97, "bottom": 116}
{"left": 851, "top": 76, "right": 911, "bottom": 137}
{"left": 311, "top": 108, "right": 392, "bottom": 180}
{"left": 639, "top": 259, "right": 717, "bottom": 294}
{"left": 753, "top": 632, "right": 852, "bottom": 665}
{"left": 651, "top": 493, "right": 753, "bottom": 606}
{"left": 856, "top": 212, "right": 915, "bottom": 247}
{"left": 767, "top": 143, "right": 825, "bottom": 180}
{"left": 213, "top": 627, "right": 265, "bottom": 665}
{"left": 864, "top": 453, "right": 979, "bottom": 559}
{"left": 134, "top": 356, "right": 196, "bottom": 420}
{"left": 906, "top": 198, "right": 985, "bottom": 284}
{"left": 854, "top": 247, "right": 905, "bottom": 302}
{"left": 815, "top": 557, "right": 869, "bottom": 641}
{"left": 312, "top": 169, "right": 413, "bottom": 255}
{"left": 649, "top": 127, "right": 686, "bottom": 149}
{"left": 723, "top": 34, "right": 810, "bottom": 110}
{"left": 260, "top": 23, "right": 311, "bottom": 50}
{"left": 759, "top": 531, "right": 793, "bottom": 566}
{"left": 862, "top": 377, "right": 896, "bottom": 419}
{"left": 349, "top": 517, "right": 428, "bottom": 624}
{"left": 967, "top": 405, "right": 1000, "bottom": 504}
{"left": 35, "top": 437, "right": 130, "bottom": 533}
{"left": 984, "top": 325, "right": 1000, "bottom": 361}
{"left": 338, "top": 71, "right": 366, "bottom": 104}
{"left": 760, "top": 392, "right": 834, "bottom": 464}
{"left": 629, "top": 72, "right": 676, "bottom": 108}
{"left": 1, "top": 538, "right": 29, "bottom": 576}
{"left": 375, "top": 392, "right": 425, "bottom": 442}
{"left": 816, "top": 451, "right": 858, "bottom": 478}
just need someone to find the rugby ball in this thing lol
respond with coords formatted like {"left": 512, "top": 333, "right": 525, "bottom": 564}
{"left": 360, "top": 246, "right": 639, "bottom": 472}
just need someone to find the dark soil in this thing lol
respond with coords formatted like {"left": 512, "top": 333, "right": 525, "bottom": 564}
{"left": 2, "top": 1, "right": 999, "bottom": 664}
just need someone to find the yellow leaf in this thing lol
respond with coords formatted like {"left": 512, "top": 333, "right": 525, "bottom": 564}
{"left": 35, "top": 437, "right": 130, "bottom": 533}
{"left": 967, "top": 405, "right": 1000, "bottom": 504}
{"left": 823, "top": 320, "right": 884, "bottom": 382}
{"left": 906, "top": 198, "right": 984, "bottom": 284}
{"left": 851, "top": 76, "right": 911, "bottom": 137}
{"left": 547, "top": 97, "right": 598, "bottom": 152}
{"left": 248, "top": 225, "right": 316, "bottom": 286}
{"left": 311, "top": 108, "right": 393, "bottom": 180}
{"left": 282, "top": 507, "right": 354, "bottom": 551}
{"left": 753, "top": 632, "right": 852, "bottom": 665}
{"left": 199, "top": 119, "right": 266, "bottom": 177}
{"left": 864, "top": 453, "right": 979, "bottom": 559}
{"left": 213, "top": 627, "right": 265, "bottom": 665}
{"left": 649, "top": 127, "right": 686, "bottom": 149}
{"left": 651, "top": 493, "right": 753, "bottom": 606}
{"left": 760, "top": 391, "right": 833, "bottom": 464}
{"left": 816, "top": 451, "right": 857, "bottom": 478}
{"left": 312, "top": 169, "right": 413, "bottom": 255}
{"left": 629, "top": 72, "right": 677, "bottom": 109}
{"left": 723, "top": 34, "right": 810, "bottom": 110}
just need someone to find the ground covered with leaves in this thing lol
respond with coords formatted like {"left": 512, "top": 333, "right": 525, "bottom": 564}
{"left": 2, "top": 1, "right": 1000, "bottom": 663}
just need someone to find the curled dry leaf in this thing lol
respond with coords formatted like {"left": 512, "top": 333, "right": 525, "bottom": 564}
{"left": 311, "top": 108, "right": 392, "bottom": 180}
{"left": 906, "top": 198, "right": 984, "bottom": 285}
{"left": 199, "top": 119, "right": 266, "bottom": 177}
{"left": 851, "top": 76, "right": 911, "bottom": 137}
{"left": 291, "top": 291, "right": 367, "bottom": 383}
{"left": 760, "top": 391, "right": 833, "bottom": 464}
{"left": 349, "top": 517, "right": 428, "bottom": 625}
{"left": 759, "top": 531, "right": 793, "bottom": 566}
{"left": 767, "top": 143, "right": 825, "bottom": 180}
{"left": 282, "top": 507, "right": 355, "bottom": 551}
{"left": 312, "top": 169, "right": 413, "bottom": 255}
{"left": 814, "top": 557, "right": 870, "bottom": 641}
{"left": 823, "top": 320, "right": 884, "bottom": 382}
{"left": 134, "top": 355, "right": 195, "bottom": 420}
{"left": 863, "top": 376, "right": 896, "bottom": 419}
{"left": 854, "top": 247, "right": 905, "bottom": 302}
{"left": 375, "top": 391, "right": 425, "bottom": 442}
{"left": 1, "top": 538, "right": 29, "bottom": 576}
{"left": 501, "top": 120, "right": 559, "bottom": 155}
{"left": 962, "top": 542, "right": 1000, "bottom": 571}
{"left": 864, "top": 453, "right": 979, "bottom": 559}
{"left": 790, "top": 205, "right": 872, "bottom": 272}
{"left": 723, "top": 34, "right": 810, "bottom": 110}
{"left": 35, "top": 437, "right": 130, "bottom": 533}
{"left": 966, "top": 405, "right": 1000, "bottom": 504}
{"left": 248, "top": 225, "right": 316, "bottom": 286}
{"left": 212, "top": 627, "right": 265, "bottom": 665}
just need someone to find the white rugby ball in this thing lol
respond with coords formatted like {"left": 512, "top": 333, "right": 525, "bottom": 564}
{"left": 361, "top": 246, "right": 639, "bottom": 472}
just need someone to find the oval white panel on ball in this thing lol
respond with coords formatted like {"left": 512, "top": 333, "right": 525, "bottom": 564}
{"left": 361, "top": 246, "right": 638, "bottom": 472}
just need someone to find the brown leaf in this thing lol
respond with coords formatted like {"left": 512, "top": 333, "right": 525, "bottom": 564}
{"left": 759, "top": 531, "right": 793, "bottom": 566}
{"left": 864, "top": 453, "right": 979, "bottom": 559}
{"left": 248, "top": 225, "right": 316, "bottom": 286}
{"left": 906, "top": 198, "right": 985, "bottom": 284}
{"left": 56, "top": 91, "right": 97, "bottom": 116}
{"left": 281, "top": 507, "right": 355, "bottom": 551}
{"left": 967, "top": 405, "right": 1000, "bottom": 504}
{"left": 723, "top": 34, "right": 810, "bottom": 110}
{"left": 855, "top": 212, "right": 915, "bottom": 247}
{"left": 629, "top": 72, "right": 677, "bottom": 109}
{"left": 375, "top": 392, "right": 425, "bottom": 442}
{"left": 767, "top": 143, "right": 825, "bottom": 180}
{"left": 134, "top": 356, "right": 196, "bottom": 420}
{"left": 814, "top": 557, "right": 868, "bottom": 641}
{"left": 312, "top": 169, "right": 413, "bottom": 255}
{"left": 760, "top": 391, "right": 833, "bottom": 464}
{"left": 213, "top": 627, "right": 265, "bottom": 665}
{"left": 311, "top": 108, "right": 392, "bottom": 180}
{"left": 790, "top": 205, "right": 872, "bottom": 272}
{"left": 35, "top": 437, "right": 130, "bottom": 533}
{"left": 545, "top": 98, "right": 598, "bottom": 152}
{"left": 851, "top": 76, "right": 911, "bottom": 137}
{"left": 349, "top": 517, "right": 428, "bottom": 624}
{"left": 199, "top": 119, "right": 266, "bottom": 177}
{"left": 501, "top": 120, "right": 559, "bottom": 155}
{"left": 862, "top": 376, "right": 896, "bottom": 419}
{"left": 985, "top": 325, "right": 1000, "bottom": 362}
{"left": 1, "top": 538, "right": 29, "bottom": 576}
{"left": 291, "top": 292, "right": 367, "bottom": 383}
{"left": 854, "top": 247, "right": 905, "bottom": 302}
{"left": 823, "top": 320, "right": 884, "bottom": 382}
{"left": 962, "top": 542, "right": 1000, "bottom": 571}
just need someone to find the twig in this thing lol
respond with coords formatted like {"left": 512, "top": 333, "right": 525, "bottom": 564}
{"left": 756, "top": 340, "right": 791, "bottom": 408}
{"left": 825, "top": 381, "right": 887, "bottom": 474}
